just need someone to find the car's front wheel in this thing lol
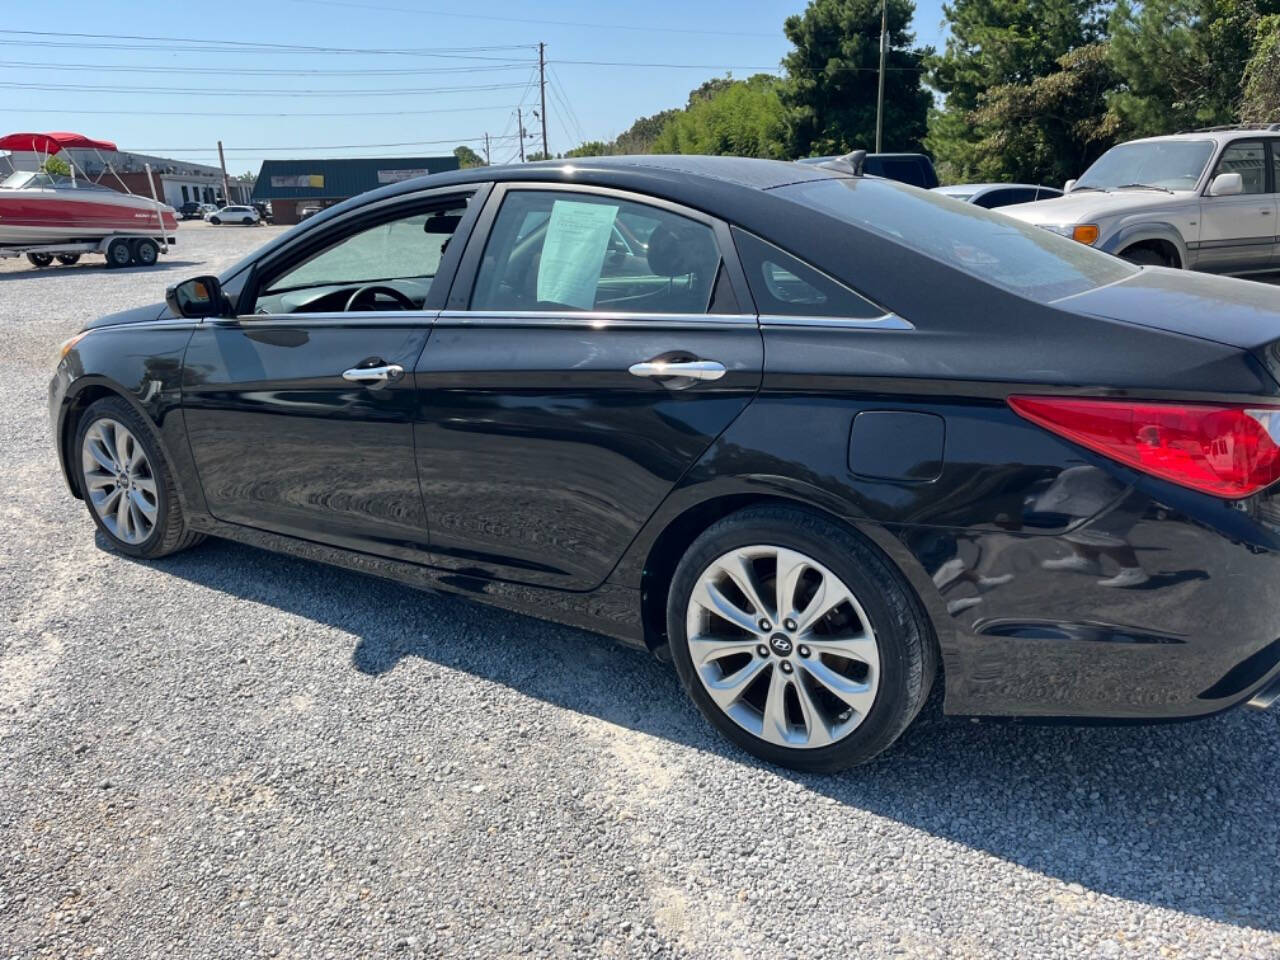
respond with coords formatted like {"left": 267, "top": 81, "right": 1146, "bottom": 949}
{"left": 74, "top": 397, "right": 204, "bottom": 558}
{"left": 210, "top": 217, "right": 221, "bottom": 225}
{"left": 667, "top": 506, "right": 935, "bottom": 772}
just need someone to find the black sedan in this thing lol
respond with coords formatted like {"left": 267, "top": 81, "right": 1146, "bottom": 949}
{"left": 49, "top": 155, "right": 1280, "bottom": 771}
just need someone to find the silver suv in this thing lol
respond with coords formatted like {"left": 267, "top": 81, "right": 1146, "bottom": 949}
{"left": 1002, "top": 125, "right": 1280, "bottom": 276}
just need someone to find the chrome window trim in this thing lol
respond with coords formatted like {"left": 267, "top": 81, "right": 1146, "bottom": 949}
{"left": 220, "top": 310, "right": 435, "bottom": 327}
{"left": 434, "top": 309, "right": 758, "bottom": 329}
{"left": 757, "top": 312, "right": 914, "bottom": 330}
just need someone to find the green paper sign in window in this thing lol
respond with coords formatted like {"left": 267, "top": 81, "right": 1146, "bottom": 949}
{"left": 536, "top": 199, "right": 620, "bottom": 309}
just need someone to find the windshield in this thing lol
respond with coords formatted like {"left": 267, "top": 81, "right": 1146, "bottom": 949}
{"left": 1075, "top": 140, "right": 1214, "bottom": 192}
{"left": 777, "top": 177, "right": 1136, "bottom": 303}
{"left": 1, "top": 170, "right": 44, "bottom": 188}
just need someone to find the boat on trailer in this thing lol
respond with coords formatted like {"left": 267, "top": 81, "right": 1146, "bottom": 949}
{"left": 0, "top": 131, "right": 178, "bottom": 269}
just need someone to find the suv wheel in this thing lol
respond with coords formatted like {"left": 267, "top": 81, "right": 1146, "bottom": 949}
{"left": 1122, "top": 246, "right": 1169, "bottom": 267}
{"left": 75, "top": 397, "right": 204, "bottom": 558}
{"left": 667, "top": 506, "right": 935, "bottom": 772}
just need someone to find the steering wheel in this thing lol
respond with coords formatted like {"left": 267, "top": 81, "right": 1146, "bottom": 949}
{"left": 344, "top": 284, "right": 417, "bottom": 312}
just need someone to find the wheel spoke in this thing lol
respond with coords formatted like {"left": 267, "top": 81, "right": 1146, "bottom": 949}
{"left": 802, "top": 634, "right": 879, "bottom": 667}
{"left": 85, "top": 434, "right": 117, "bottom": 474}
{"left": 793, "top": 578, "right": 854, "bottom": 634}
{"left": 721, "top": 552, "right": 772, "bottom": 621}
{"left": 688, "top": 633, "right": 758, "bottom": 667}
{"left": 760, "top": 665, "right": 792, "bottom": 745}
{"left": 131, "top": 474, "right": 157, "bottom": 496}
{"left": 115, "top": 487, "right": 132, "bottom": 539}
{"left": 85, "top": 472, "right": 115, "bottom": 491}
{"left": 791, "top": 677, "right": 835, "bottom": 748}
{"left": 702, "top": 656, "right": 769, "bottom": 710}
{"left": 691, "top": 578, "right": 761, "bottom": 637}
{"left": 96, "top": 485, "right": 123, "bottom": 515}
{"left": 800, "top": 658, "right": 877, "bottom": 716}
{"left": 130, "top": 488, "right": 157, "bottom": 520}
{"left": 775, "top": 548, "right": 811, "bottom": 625}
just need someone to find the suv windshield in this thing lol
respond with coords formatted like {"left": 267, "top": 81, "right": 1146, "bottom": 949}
{"left": 1075, "top": 140, "right": 1214, "bottom": 192}
{"left": 777, "top": 177, "right": 1136, "bottom": 303}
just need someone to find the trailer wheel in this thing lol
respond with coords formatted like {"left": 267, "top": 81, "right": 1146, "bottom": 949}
{"left": 105, "top": 239, "right": 133, "bottom": 269}
{"left": 131, "top": 238, "right": 159, "bottom": 267}
{"left": 56, "top": 254, "right": 81, "bottom": 266}
{"left": 26, "top": 253, "right": 54, "bottom": 268}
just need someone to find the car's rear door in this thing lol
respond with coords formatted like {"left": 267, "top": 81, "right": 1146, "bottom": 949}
{"left": 181, "top": 185, "right": 486, "bottom": 562}
{"left": 413, "top": 183, "right": 762, "bottom": 590}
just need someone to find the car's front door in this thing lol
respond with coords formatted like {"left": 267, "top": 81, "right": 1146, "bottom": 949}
{"left": 181, "top": 186, "right": 483, "bottom": 561}
{"left": 1198, "top": 139, "right": 1278, "bottom": 274}
{"left": 413, "top": 184, "right": 763, "bottom": 590}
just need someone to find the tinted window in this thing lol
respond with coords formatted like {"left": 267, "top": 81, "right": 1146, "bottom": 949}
{"left": 1273, "top": 142, "right": 1280, "bottom": 193}
{"left": 1215, "top": 141, "right": 1267, "bottom": 194}
{"left": 778, "top": 177, "right": 1136, "bottom": 303}
{"left": 472, "top": 191, "right": 720, "bottom": 314}
{"left": 974, "top": 188, "right": 1037, "bottom": 209}
{"left": 1075, "top": 140, "right": 1213, "bottom": 192}
{"left": 732, "top": 228, "right": 884, "bottom": 319}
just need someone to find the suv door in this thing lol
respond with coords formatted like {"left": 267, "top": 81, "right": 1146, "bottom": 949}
{"left": 414, "top": 184, "right": 763, "bottom": 590}
{"left": 1198, "top": 139, "right": 1277, "bottom": 274}
{"left": 181, "top": 186, "right": 485, "bottom": 561}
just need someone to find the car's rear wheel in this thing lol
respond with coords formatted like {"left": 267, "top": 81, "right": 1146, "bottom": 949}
{"left": 74, "top": 397, "right": 204, "bottom": 558}
{"left": 667, "top": 506, "right": 935, "bottom": 772}
{"left": 241, "top": 216, "right": 253, "bottom": 225}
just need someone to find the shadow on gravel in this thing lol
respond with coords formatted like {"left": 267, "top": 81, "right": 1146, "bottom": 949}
{"left": 130, "top": 534, "right": 1280, "bottom": 933}
{"left": 0, "top": 259, "right": 203, "bottom": 280}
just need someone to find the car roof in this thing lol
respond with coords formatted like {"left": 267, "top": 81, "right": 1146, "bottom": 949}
{"left": 1121, "top": 129, "right": 1280, "bottom": 146}
{"left": 934, "top": 183, "right": 1053, "bottom": 193}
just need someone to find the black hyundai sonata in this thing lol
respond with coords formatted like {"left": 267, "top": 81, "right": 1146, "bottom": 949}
{"left": 49, "top": 155, "right": 1280, "bottom": 771}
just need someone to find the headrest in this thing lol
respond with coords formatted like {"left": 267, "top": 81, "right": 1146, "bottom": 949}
{"left": 645, "top": 222, "right": 715, "bottom": 278}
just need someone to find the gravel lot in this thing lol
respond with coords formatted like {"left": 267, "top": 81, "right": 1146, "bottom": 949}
{"left": 1, "top": 221, "right": 1278, "bottom": 959}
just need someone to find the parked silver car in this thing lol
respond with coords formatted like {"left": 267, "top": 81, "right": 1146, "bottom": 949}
{"left": 1001, "top": 124, "right": 1280, "bottom": 274}
{"left": 932, "top": 183, "right": 1063, "bottom": 208}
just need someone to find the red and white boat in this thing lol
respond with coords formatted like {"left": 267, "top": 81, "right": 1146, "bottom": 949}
{"left": 0, "top": 131, "right": 177, "bottom": 268}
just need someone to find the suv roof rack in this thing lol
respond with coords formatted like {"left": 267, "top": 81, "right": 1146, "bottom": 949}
{"left": 1177, "top": 122, "right": 1280, "bottom": 133}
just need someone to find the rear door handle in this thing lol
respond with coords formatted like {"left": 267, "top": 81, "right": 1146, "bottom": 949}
{"left": 628, "top": 359, "right": 726, "bottom": 381}
{"left": 342, "top": 362, "right": 404, "bottom": 389}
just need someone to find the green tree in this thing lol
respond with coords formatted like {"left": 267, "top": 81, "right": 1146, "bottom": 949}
{"left": 651, "top": 74, "right": 788, "bottom": 158}
{"left": 614, "top": 110, "right": 679, "bottom": 153}
{"left": 453, "top": 144, "right": 485, "bottom": 168}
{"left": 1241, "top": 14, "right": 1280, "bottom": 121}
{"left": 562, "top": 140, "right": 618, "bottom": 158}
{"left": 525, "top": 151, "right": 552, "bottom": 162}
{"left": 968, "top": 43, "right": 1122, "bottom": 184}
{"left": 780, "top": 0, "right": 933, "bottom": 156}
{"left": 41, "top": 154, "right": 72, "bottom": 177}
{"left": 1108, "top": 0, "right": 1271, "bottom": 135}
{"left": 926, "top": 0, "right": 1106, "bottom": 180}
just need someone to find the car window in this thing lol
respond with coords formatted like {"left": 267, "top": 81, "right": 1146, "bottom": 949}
{"left": 777, "top": 177, "right": 1137, "bottom": 303}
{"left": 1273, "top": 142, "right": 1280, "bottom": 193}
{"left": 975, "top": 188, "right": 1037, "bottom": 209}
{"left": 471, "top": 190, "right": 721, "bottom": 314}
{"left": 732, "top": 228, "right": 884, "bottom": 319}
{"left": 1215, "top": 142, "right": 1267, "bottom": 195}
{"left": 255, "top": 199, "right": 468, "bottom": 313}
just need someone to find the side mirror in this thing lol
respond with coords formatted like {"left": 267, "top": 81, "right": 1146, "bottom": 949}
{"left": 1209, "top": 172, "right": 1243, "bottom": 197}
{"left": 166, "top": 275, "right": 226, "bottom": 319}
{"left": 1063, "top": 179, "right": 1077, "bottom": 193}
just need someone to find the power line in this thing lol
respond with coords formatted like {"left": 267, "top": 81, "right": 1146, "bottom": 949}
{"left": 0, "top": 80, "right": 531, "bottom": 98}
{"left": 287, "top": 0, "right": 779, "bottom": 37}
{"left": 0, "top": 58, "right": 536, "bottom": 77}
{"left": 2, "top": 102, "right": 525, "bottom": 118}
{"left": 135, "top": 135, "right": 521, "bottom": 152}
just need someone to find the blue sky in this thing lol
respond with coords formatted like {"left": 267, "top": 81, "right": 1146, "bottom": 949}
{"left": 5, "top": 0, "right": 949, "bottom": 174}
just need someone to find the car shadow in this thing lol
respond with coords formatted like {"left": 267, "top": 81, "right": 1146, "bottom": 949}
{"left": 121, "top": 534, "right": 1279, "bottom": 932}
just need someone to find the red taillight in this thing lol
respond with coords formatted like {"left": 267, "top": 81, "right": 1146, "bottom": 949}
{"left": 1007, "top": 395, "right": 1280, "bottom": 499}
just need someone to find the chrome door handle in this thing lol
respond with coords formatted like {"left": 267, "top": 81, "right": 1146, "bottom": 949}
{"left": 342, "top": 363, "right": 404, "bottom": 389}
{"left": 628, "top": 359, "right": 726, "bottom": 381}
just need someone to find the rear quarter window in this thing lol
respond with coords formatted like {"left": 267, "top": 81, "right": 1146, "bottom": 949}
{"left": 777, "top": 178, "right": 1136, "bottom": 303}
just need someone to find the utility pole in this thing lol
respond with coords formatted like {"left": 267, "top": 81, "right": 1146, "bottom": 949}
{"left": 875, "top": 0, "right": 887, "bottom": 153}
{"left": 483, "top": 132, "right": 491, "bottom": 166}
{"left": 517, "top": 108, "right": 526, "bottom": 162}
{"left": 538, "top": 41, "right": 549, "bottom": 159}
{"left": 217, "top": 139, "right": 232, "bottom": 205}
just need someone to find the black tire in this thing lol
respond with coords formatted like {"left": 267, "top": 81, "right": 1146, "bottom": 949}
{"left": 56, "top": 253, "right": 80, "bottom": 265}
{"left": 26, "top": 252, "right": 54, "bottom": 267}
{"left": 666, "top": 505, "right": 936, "bottom": 772}
{"left": 131, "top": 238, "right": 159, "bottom": 266}
{"left": 1121, "top": 246, "right": 1169, "bottom": 267}
{"left": 210, "top": 217, "right": 221, "bottom": 225}
{"left": 73, "top": 396, "right": 205, "bottom": 559}
{"left": 105, "top": 238, "right": 133, "bottom": 268}
{"left": 241, "top": 217, "right": 253, "bottom": 225}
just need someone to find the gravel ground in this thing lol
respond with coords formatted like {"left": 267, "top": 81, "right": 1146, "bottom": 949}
{"left": 1, "top": 221, "right": 1278, "bottom": 960}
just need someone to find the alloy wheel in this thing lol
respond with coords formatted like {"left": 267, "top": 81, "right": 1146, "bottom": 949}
{"left": 684, "top": 545, "right": 880, "bottom": 749}
{"left": 80, "top": 418, "right": 159, "bottom": 544}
